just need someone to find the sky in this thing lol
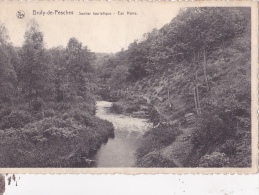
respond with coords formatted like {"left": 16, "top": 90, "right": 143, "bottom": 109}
{"left": 0, "top": 2, "right": 180, "bottom": 53}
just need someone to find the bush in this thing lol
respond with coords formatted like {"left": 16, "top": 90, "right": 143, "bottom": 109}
{"left": 0, "top": 107, "right": 11, "bottom": 119}
{"left": 199, "top": 152, "right": 230, "bottom": 167}
{"left": 1, "top": 110, "right": 32, "bottom": 129}
{"left": 93, "top": 118, "right": 115, "bottom": 138}
{"left": 0, "top": 114, "right": 114, "bottom": 167}
{"left": 125, "top": 104, "right": 139, "bottom": 113}
{"left": 44, "top": 108, "right": 55, "bottom": 118}
{"left": 137, "top": 152, "right": 176, "bottom": 167}
{"left": 220, "top": 139, "right": 236, "bottom": 156}
{"left": 70, "top": 109, "right": 93, "bottom": 126}
{"left": 110, "top": 102, "right": 125, "bottom": 114}
{"left": 191, "top": 112, "right": 225, "bottom": 147}
{"left": 62, "top": 113, "right": 69, "bottom": 120}
{"left": 136, "top": 124, "right": 181, "bottom": 166}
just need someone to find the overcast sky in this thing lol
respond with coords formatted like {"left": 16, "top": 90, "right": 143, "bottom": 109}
{"left": 0, "top": 2, "right": 180, "bottom": 53}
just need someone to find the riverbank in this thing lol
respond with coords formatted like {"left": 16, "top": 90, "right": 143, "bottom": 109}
{"left": 0, "top": 97, "right": 114, "bottom": 167}
{"left": 107, "top": 97, "right": 185, "bottom": 167}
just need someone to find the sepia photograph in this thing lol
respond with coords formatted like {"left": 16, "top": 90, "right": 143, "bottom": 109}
{"left": 0, "top": 1, "right": 257, "bottom": 173}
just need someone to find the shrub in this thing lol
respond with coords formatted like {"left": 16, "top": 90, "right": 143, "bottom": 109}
{"left": 125, "top": 104, "right": 139, "bottom": 113}
{"left": 199, "top": 152, "right": 230, "bottom": 167}
{"left": 56, "top": 102, "right": 72, "bottom": 111}
{"left": 44, "top": 108, "right": 55, "bottom": 118}
{"left": 62, "top": 113, "right": 69, "bottom": 120}
{"left": 137, "top": 152, "right": 176, "bottom": 168}
{"left": 110, "top": 102, "right": 125, "bottom": 114}
{"left": 136, "top": 124, "right": 181, "bottom": 165}
{"left": 0, "top": 114, "right": 114, "bottom": 167}
{"left": 147, "top": 105, "right": 160, "bottom": 125}
{"left": 220, "top": 139, "right": 236, "bottom": 156}
{"left": 191, "top": 112, "right": 225, "bottom": 147}
{"left": 1, "top": 110, "right": 32, "bottom": 129}
{"left": 93, "top": 118, "right": 115, "bottom": 138}
{"left": 35, "top": 112, "right": 44, "bottom": 120}
{"left": 32, "top": 99, "right": 43, "bottom": 111}
{"left": 0, "top": 107, "right": 11, "bottom": 119}
{"left": 71, "top": 110, "right": 93, "bottom": 126}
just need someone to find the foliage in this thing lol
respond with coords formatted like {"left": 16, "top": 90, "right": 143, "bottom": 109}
{"left": 0, "top": 8, "right": 252, "bottom": 168}
{"left": 0, "top": 23, "right": 17, "bottom": 104}
{"left": 0, "top": 19, "right": 114, "bottom": 167}
{"left": 95, "top": 7, "right": 251, "bottom": 168}
{"left": 136, "top": 124, "right": 181, "bottom": 166}
{"left": 1, "top": 110, "right": 32, "bottom": 129}
{"left": 191, "top": 111, "right": 225, "bottom": 147}
{"left": 0, "top": 103, "right": 114, "bottom": 167}
{"left": 220, "top": 139, "right": 236, "bottom": 156}
{"left": 137, "top": 153, "right": 176, "bottom": 168}
{"left": 18, "top": 19, "right": 50, "bottom": 109}
{"left": 199, "top": 152, "right": 230, "bottom": 167}
{"left": 109, "top": 96, "right": 147, "bottom": 114}
{"left": 110, "top": 102, "right": 125, "bottom": 114}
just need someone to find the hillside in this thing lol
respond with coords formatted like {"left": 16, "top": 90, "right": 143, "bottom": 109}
{"left": 133, "top": 35, "right": 250, "bottom": 167}
{"left": 96, "top": 7, "right": 251, "bottom": 167}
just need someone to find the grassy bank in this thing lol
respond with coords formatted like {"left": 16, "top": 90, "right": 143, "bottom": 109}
{"left": 0, "top": 95, "right": 114, "bottom": 167}
{"left": 135, "top": 123, "right": 181, "bottom": 167}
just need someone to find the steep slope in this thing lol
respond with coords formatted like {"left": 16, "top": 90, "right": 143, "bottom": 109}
{"left": 134, "top": 32, "right": 251, "bottom": 167}
{"left": 95, "top": 7, "right": 251, "bottom": 167}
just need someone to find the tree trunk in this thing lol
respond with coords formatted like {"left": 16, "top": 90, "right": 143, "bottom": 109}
{"left": 193, "top": 51, "right": 201, "bottom": 115}
{"left": 193, "top": 87, "right": 198, "bottom": 111}
{"left": 203, "top": 47, "right": 210, "bottom": 91}
{"left": 167, "top": 87, "right": 171, "bottom": 107}
{"left": 66, "top": 74, "right": 69, "bottom": 100}
{"left": 28, "top": 83, "right": 32, "bottom": 110}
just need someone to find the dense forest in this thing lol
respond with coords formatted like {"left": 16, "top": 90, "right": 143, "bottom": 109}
{"left": 0, "top": 19, "right": 114, "bottom": 167}
{"left": 0, "top": 7, "right": 251, "bottom": 168}
{"left": 95, "top": 7, "right": 251, "bottom": 167}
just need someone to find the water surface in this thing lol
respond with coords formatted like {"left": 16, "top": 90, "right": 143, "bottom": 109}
{"left": 95, "top": 101, "right": 151, "bottom": 167}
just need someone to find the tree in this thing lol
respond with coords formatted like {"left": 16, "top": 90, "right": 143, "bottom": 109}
{"left": 109, "top": 65, "right": 128, "bottom": 89}
{"left": 65, "top": 37, "right": 95, "bottom": 99}
{"left": 48, "top": 46, "right": 66, "bottom": 101}
{"left": 0, "top": 22, "right": 9, "bottom": 45}
{"left": 127, "top": 41, "right": 148, "bottom": 80}
{"left": 18, "top": 19, "right": 50, "bottom": 110}
{"left": 0, "top": 22, "right": 17, "bottom": 104}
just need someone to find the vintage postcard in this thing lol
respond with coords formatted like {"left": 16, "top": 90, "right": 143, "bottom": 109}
{"left": 0, "top": 0, "right": 258, "bottom": 174}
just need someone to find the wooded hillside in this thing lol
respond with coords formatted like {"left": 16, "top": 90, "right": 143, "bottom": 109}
{"left": 96, "top": 7, "right": 251, "bottom": 167}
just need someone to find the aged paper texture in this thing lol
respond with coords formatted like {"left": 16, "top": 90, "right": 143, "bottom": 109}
{"left": 0, "top": 0, "right": 258, "bottom": 174}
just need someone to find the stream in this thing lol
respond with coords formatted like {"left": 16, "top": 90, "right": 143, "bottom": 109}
{"left": 94, "top": 101, "right": 152, "bottom": 167}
